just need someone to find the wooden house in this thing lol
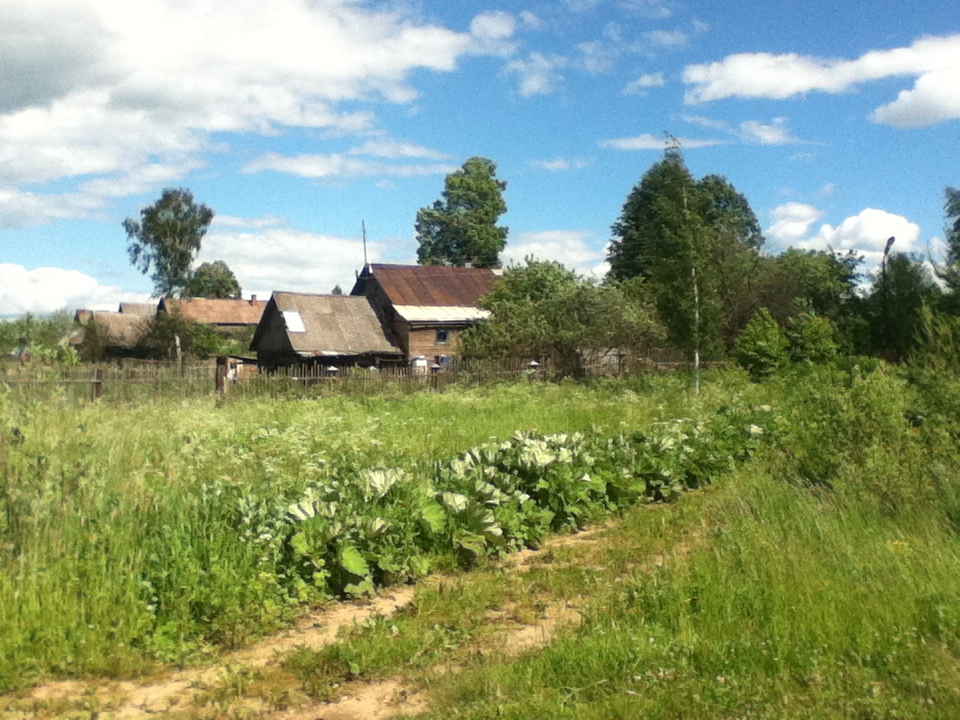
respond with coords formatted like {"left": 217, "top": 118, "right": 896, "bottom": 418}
{"left": 249, "top": 292, "right": 403, "bottom": 370}
{"left": 350, "top": 264, "right": 499, "bottom": 364}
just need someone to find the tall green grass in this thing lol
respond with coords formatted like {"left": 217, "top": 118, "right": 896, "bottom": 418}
{"left": 420, "top": 365, "right": 960, "bottom": 719}
{"left": 0, "top": 374, "right": 724, "bottom": 691}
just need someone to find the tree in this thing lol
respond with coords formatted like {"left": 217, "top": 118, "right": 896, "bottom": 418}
{"left": 186, "top": 261, "right": 241, "bottom": 299}
{"left": 607, "top": 148, "right": 763, "bottom": 358}
{"left": 461, "top": 259, "right": 663, "bottom": 375}
{"left": 415, "top": 157, "right": 508, "bottom": 268}
{"left": 124, "top": 188, "right": 215, "bottom": 297}
{"left": 931, "top": 187, "right": 960, "bottom": 296}
{"left": 736, "top": 308, "right": 788, "bottom": 381}
{"left": 863, "top": 253, "right": 941, "bottom": 360}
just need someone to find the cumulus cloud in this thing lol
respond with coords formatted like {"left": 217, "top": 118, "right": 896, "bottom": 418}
{"left": 599, "top": 133, "right": 722, "bottom": 150}
{"left": 196, "top": 224, "right": 386, "bottom": 297}
{"left": 798, "top": 208, "right": 922, "bottom": 264}
{"left": 682, "top": 33, "right": 960, "bottom": 127}
{"left": 766, "top": 202, "right": 826, "bottom": 246}
{"left": 0, "top": 264, "right": 149, "bottom": 315}
{"left": 501, "top": 230, "right": 608, "bottom": 277}
{"left": 0, "top": 0, "right": 491, "bottom": 227}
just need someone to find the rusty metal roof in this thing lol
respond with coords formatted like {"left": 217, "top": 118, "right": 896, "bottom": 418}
{"left": 160, "top": 297, "right": 265, "bottom": 325}
{"left": 363, "top": 264, "right": 499, "bottom": 308}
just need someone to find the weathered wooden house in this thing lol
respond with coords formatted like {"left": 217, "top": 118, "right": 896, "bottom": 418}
{"left": 350, "top": 264, "right": 498, "bottom": 363}
{"left": 249, "top": 292, "right": 403, "bottom": 370}
{"left": 158, "top": 296, "right": 265, "bottom": 335}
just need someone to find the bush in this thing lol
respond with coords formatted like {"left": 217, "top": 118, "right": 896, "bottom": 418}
{"left": 786, "top": 311, "right": 837, "bottom": 363}
{"left": 736, "top": 308, "right": 788, "bottom": 380}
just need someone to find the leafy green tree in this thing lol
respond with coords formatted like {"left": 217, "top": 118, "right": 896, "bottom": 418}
{"left": 786, "top": 310, "right": 838, "bottom": 364}
{"left": 864, "top": 253, "right": 941, "bottom": 360}
{"left": 416, "top": 157, "right": 508, "bottom": 268}
{"left": 186, "top": 260, "right": 241, "bottom": 299}
{"left": 134, "top": 311, "right": 226, "bottom": 360}
{"left": 736, "top": 308, "right": 788, "bottom": 381}
{"left": 124, "top": 188, "right": 215, "bottom": 297}
{"left": 607, "top": 148, "right": 763, "bottom": 357}
{"left": 930, "top": 187, "right": 960, "bottom": 301}
{"left": 462, "top": 259, "right": 663, "bottom": 375}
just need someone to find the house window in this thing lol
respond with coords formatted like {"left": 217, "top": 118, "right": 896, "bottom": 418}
{"left": 435, "top": 329, "right": 450, "bottom": 345}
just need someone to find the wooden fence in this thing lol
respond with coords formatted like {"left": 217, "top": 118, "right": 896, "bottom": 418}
{"left": 0, "top": 347, "right": 694, "bottom": 405}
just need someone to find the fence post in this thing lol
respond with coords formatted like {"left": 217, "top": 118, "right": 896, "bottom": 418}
{"left": 215, "top": 355, "right": 228, "bottom": 398}
{"left": 91, "top": 368, "right": 103, "bottom": 402}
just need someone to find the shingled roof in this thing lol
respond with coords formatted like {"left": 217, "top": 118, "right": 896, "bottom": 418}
{"left": 252, "top": 292, "right": 401, "bottom": 358}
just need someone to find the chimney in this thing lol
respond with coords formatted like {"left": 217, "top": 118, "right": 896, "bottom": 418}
{"left": 250, "top": 295, "right": 257, "bottom": 305}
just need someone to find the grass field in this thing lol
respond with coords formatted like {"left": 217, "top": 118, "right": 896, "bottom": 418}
{"left": 3, "top": 364, "right": 960, "bottom": 718}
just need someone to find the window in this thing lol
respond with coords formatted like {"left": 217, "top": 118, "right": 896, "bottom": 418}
{"left": 435, "top": 329, "right": 449, "bottom": 345}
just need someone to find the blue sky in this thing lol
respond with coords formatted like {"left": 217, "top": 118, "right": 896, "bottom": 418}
{"left": 1, "top": 0, "right": 958, "bottom": 315}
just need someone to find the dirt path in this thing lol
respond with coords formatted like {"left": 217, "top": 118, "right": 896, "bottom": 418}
{"left": 5, "top": 517, "right": 689, "bottom": 720}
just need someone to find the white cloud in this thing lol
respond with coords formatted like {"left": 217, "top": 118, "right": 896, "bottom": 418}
{"left": 243, "top": 153, "right": 455, "bottom": 179}
{"left": 469, "top": 11, "right": 518, "bottom": 56}
{"left": 599, "top": 133, "right": 722, "bottom": 150}
{"left": 766, "top": 202, "right": 825, "bottom": 246}
{"left": 531, "top": 158, "right": 591, "bottom": 171}
{"left": 739, "top": 117, "right": 800, "bottom": 145}
{"left": 507, "top": 53, "right": 569, "bottom": 96}
{"left": 0, "top": 0, "right": 486, "bottom": 227}
{"left": 685, "top": 114, "right": 803, "bottom": 145}
{"left": 683, "top": 33, "right": 960, "bottom": 127}
{"left": 0, "top": 264, "right": 149, "bottom": 315}
{"left": 623, "top": 72, "right": 666, "bottom": 95}
{"left": 197, "top": 225, "right": 383, "bottom": 297}
{"left": 518, "top": 11, "right": 542, "bottom": 29}
{"left": 872, "top": 67, "right": 960, "bottom": 127}
{"left": 502, "top": 230, "right": 607, "bottom": 277}
{"left": 799, "top": 208, "right": 922, "bottom": 264}
{"left": 348, "top": 139, "right": 450, "bottom": 160}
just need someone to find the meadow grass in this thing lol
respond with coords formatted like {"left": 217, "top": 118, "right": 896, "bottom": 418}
{"left": 413, "top": 366, "right": 960, "bottom": 719}
{"left": 0, "top": 372, "right": 719, "bottom": 691}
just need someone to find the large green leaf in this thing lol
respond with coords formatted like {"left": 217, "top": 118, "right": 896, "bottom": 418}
{"left": 339, "top": 544, "right": 370, "bottom": 577}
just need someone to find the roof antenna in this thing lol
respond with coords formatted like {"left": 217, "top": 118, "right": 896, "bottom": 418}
{"left": 362, "top": 220, "right": 369, "bottom": 270}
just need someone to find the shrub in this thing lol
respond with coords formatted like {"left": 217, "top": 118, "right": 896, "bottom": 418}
{"left": 736, "top": 308, "right": 788, "bottom": 381}
{"left": 786, "top": 311, "right": 837, "bottom": 363}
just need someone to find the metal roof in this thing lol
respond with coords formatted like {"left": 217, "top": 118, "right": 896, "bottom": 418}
{"left": 392, "top": 305, "right": 491, "bottom": 323}
{"left": 363, "top": 264, "right": 498, "bottom": 308}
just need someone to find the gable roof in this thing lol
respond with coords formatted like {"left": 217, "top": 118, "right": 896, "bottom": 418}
{"left": 355, "top": 264, "right": 499, "bottom": 308}
{"left": 254, "top": 292, "right": 401, "bottom": 357}
{"left": 160, "top": 297, "right": 265, "bottom": 325}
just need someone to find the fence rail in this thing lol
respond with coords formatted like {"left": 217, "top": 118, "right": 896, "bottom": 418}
{"left": 0, "top": 348, "right": 695, "bottom": 405}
